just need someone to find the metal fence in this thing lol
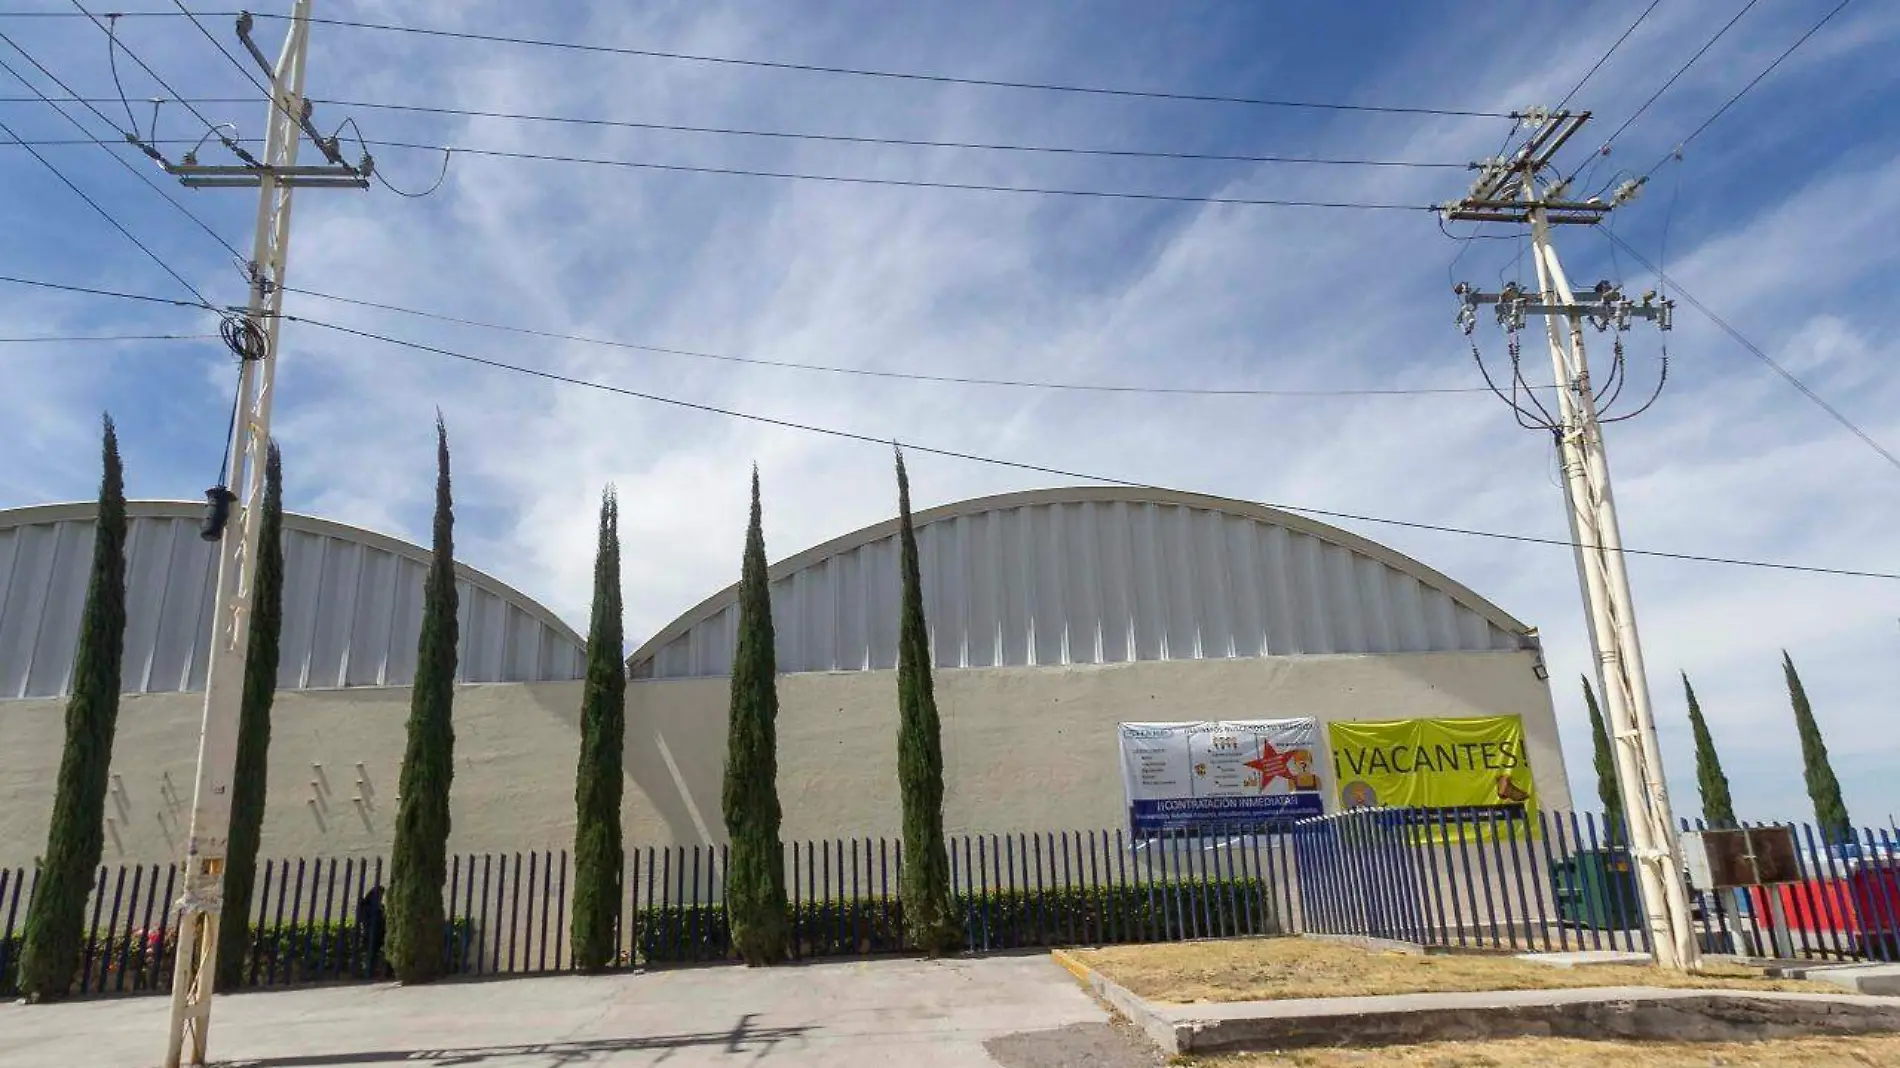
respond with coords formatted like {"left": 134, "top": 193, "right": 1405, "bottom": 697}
{"left": 0, "top": 829, "right": 1294, "bottom": 999}
{"left": 1293, "top": 808, "right": 1900, "bottom": 963}
{"left": 9, "top": 810, "right": 1897, "bottom": 1002}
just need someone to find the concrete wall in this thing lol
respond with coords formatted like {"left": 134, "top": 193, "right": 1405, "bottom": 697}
{"left": 0, "top": 650, "right": 1569, "bottom": 867}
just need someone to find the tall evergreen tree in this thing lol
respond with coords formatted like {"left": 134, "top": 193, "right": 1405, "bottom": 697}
{"left": 1682, "top": 673, "right": 1737, "bottom": 829}
{"left": 892, "top": 449, "right": 960, "bottom": 955}
{"left": 18, "top": 415, "right": 128, "bottom": 1001}
{"left": 1784, "top": 652, "right": 1852, "bottom": 844}
{"left": 215, "top": 442, "right": 287, "bottom": 990}
{"left": 721, "top": 467, "right": 788, "bottom": 966}
{"left": 386, "top": 417, "right": 460, "bottom": 983}
{"left": 570, "top": 488, "right": 625, "bottom": 972}
{"left": 1581, "top": 677, "right": 1624, "bottom": 843}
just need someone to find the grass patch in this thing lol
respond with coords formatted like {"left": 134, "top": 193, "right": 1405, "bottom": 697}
{"left": 1073, "top": 937, "right": 1835, "bottom": 1003}
{"left": 1183, "top": 1034, "right": 1900, "bottom": 1067}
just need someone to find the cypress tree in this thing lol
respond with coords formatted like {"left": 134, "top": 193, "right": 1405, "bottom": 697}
{"left": 18, "top": 415, "right": 128, "bottom": 1001}
{"left": 570, "top": 488, "right": 625, "bottom": 972}
{"left": 1682, "top": 673, "right": 1737, "bottom": 829}
{"left": 215, "top": 442, "right": 287, "bottom": 990}
{"left": 721, "top": 467, "right": 788, "bottom": 966}
{"left": 893, "top": 449, "right": 959, "bottom": 955}
{"left": 386, "top": 417, "right": 459, "bottom": 983}
{"left": 1784, "top": 652, "right": 1852, "bottom": 845}
{"left": 1582, "top": 676, "right": 1624, "bottom": 843}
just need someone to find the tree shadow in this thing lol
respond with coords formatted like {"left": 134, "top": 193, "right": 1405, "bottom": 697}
{"left": 219, "top": 1014, "right": 812, "bottom": 1066}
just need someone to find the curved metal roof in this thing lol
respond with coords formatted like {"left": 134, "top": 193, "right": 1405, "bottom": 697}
{"left": 629, "top": 486, "right": 1534, "bottom": 680}
{"left": 0, "top": 501, "right": 585, "bottom": 698}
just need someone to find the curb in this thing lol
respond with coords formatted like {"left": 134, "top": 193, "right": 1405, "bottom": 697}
{"left": 1048, "top": 950, "right": 1189, "bottom": 1053}
{"left": 1050, "top": 948, "right": 1900, "bottom": 1056}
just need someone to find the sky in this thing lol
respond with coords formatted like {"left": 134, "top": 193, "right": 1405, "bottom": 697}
{"left": 1, "top": 1, "right": 1896, "bottom": 827}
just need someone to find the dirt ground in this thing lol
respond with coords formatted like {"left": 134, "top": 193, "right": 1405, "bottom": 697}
{"left": 1184, "top": 1034, "right": 1900, "bottom": 1067}
{"left": 1071, "top": 937, "right": 1836, "bottom": 1003}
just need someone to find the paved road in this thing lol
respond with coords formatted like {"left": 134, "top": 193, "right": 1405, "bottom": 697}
{"left": 0, "top": 954, "right": 1162, "bottom": 1068}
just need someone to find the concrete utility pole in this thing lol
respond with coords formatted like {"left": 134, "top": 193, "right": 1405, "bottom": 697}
{"left": 163, "top": 5, "right": 367, "bottom": 1066}
{"left": 1446, "top": 108, "right": 1701, "bottom": 972}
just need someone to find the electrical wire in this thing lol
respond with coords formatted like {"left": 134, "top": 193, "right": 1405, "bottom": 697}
{"left": 0, "top": 267, "right": 1531, "bottom": 398}
{"left": 0, "top": 272, "right": 215, "bottom": 309}
{"left": 239, "top": 12, "right": 1511, "bottom": 118}
{"left": 0, "top": 100, "right": 1476, "bottom": 170}
{"left": 258, "top": 96, "right": 1473, "bottom": 170}
{"left": 1597, "top": 228, "right": 1900, "bottom": 476}
{"left": 102, "top": 12, "right": 140, "bottom": 135}
{"left": 1638, "top": 0, "right": 1854, "bottom": 178}
{"left": 330, "top": 116, "right": 448, "bottom": 197}
{"left": 0, "top": 9, "right": 1511, "bottom": 117}
{"left": 170, "top": 0, "right": 268, "bottom": 97}
{"left": 0, "top": 107, "right": 213, "bottom": 306}
{"left": 0, "top": 267, "right": 1885, "bottom": 580}
{"left": 64, "top": 0, "right": 259, "bottom": 166}
{"left": 1555, "top": 0, "right": 1663, "bottom": 112}
{"left": 0, "top": 333, "right": 214, "bottom": 342}
{"left": 279, "top": 311, "right": 1900, "bottom": 582}
{"left": 0, "top": 35, "right": 245, "bottom": 260}
{"left": 277, "top": 282, "right": 1523, "bottom": 398}
{"left": 1568, "top": 0, "right": 1761, "bottom": 183}
{"left": 357, "top": 136, "right": 1431, "bottom": 210}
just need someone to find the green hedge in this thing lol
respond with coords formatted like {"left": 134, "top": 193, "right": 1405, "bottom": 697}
{"left": 634, "top": 877, "right": 1280, "bottom": 964}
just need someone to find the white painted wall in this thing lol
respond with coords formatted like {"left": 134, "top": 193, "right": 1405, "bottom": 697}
{"left": 0, "top": 650, "right": 1569, "bottom": 868}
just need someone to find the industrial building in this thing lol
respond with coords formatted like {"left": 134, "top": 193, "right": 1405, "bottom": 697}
{"left": 0, "top": 488, "right": 1572, "bottom": 868}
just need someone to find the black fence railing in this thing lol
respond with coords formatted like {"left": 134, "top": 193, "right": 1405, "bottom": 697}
{"left": 8, "top": 810, "right": 1896, "bottom": 1002}
{"left": 1292, "top": 808, "right": 1900, "bottom": 963}
{"left": 0, "top": 830, "right": 1294, "bottom": 999}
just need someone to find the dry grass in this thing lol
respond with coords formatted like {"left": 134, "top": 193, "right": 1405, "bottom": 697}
{"left": 1072, "top": 937, "right": 1836, "bottom": 1004}
{"left": 1184, "top": 1034, "right": 1900, "bottom": 1067}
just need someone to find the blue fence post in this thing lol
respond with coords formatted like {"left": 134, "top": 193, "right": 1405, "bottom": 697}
{"left": 1870, "top": 829, "right": 1900, "bottom": 961}
{"left": 1795, "top": 823, "right": 1847, "bottom": 960}
{"left": 1533, "top": 811, "right": 1565, "bottom": 952}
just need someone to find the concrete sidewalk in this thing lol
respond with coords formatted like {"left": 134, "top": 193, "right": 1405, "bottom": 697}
{"left": 0, "top": 955, "right": 1144, "bottom": 1068}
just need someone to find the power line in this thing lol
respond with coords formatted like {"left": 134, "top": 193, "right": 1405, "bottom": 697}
{"left": 255, "top": 96, "right": 1473, "bottom": 169}
{"left": 1555, "top": 0, "right": 1662, "bottom": 111}
{"left": 0, "top": 97, "right": 212, "bottom": 305}
{"left": 1569, "top": 0, "right": 1761, "bottom": 182}
{"left": 0, "top": 271, "right": 215, "bottom": 309}
{"left": 280, "top": 310, "right": 1900, "bottom": 582}
{"left": 0, "top": 8, "right": 1514, "bottom": 117}
{"left": 0, "top": 33, "right": 244, "bottom": 259}
{"left": 0, "top": 332, "right": 213, "bottom": 342}
{"left": 279, "top": 283, "right": 1522, "bottom": 398}
{"left": 63, "top": 0, "right": 256, "bottom": 164}
{"left": 1640, "top": 0, "right": 1854, "bottom": 177}
{"left": 234, "top": 12, "right": 1513, "bottom": 119}
{"left": 0, "top": 97, "right": 1473, "bottom": 168}
{"left": 357, "top": 136, "right": 1432, "bottom": 209}
{"left": 1598, "top": 227, "right": 1900, "bottom": 475}
{"left": 0, "top": 266, "right": 1518, "bottom": 398}
{"left": 169, "top": 0, "right": 268, "bottom": 98}
{"left": 0, "top": 266, "right": 1884, "bottom": 579}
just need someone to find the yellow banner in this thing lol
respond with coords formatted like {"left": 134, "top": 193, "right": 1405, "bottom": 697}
{"left": 1327, "top": 716, "right": 1538, "bottom": 820}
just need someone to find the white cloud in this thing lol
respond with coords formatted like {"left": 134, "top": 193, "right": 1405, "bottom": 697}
{"left": 4, "top": 0, "right": 1898, "bottom": 826}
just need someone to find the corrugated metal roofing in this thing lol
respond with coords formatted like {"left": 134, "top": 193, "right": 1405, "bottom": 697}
{"left": 0, "top": 502, "right": 585, "bottom": 698}
{"left": 630, "top": 487, "right": 1533, "bottom": 679}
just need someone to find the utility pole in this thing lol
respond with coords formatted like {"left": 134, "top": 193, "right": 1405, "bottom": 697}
{"left": 163, "top": 5, "right": 367, "bottom": 1066}
{"left": 1446, "top": 108, "right": 1701, "bottom": 972}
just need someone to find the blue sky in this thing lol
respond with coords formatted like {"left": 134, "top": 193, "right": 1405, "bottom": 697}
{"left": 3, "top": 1, "right": 1897, "bottom": 826}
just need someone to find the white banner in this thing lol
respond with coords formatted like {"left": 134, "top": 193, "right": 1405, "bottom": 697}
{"left": 1117, "top": 719, "right": 1324, "bottom": 834}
